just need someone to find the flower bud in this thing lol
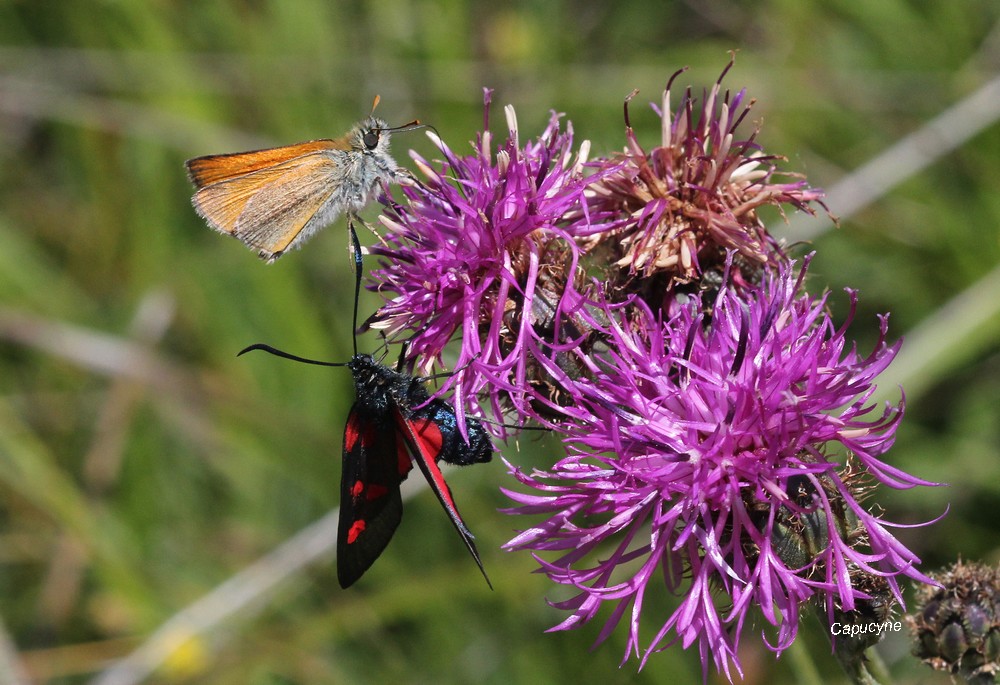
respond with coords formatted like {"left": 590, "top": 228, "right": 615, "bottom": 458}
{"left": 908, "top": 560, "right": 1000, "bottom": 683}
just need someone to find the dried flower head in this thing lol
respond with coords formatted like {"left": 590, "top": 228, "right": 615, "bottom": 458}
{"left": 585, "top": 56, "right": 828, "bottom": 287}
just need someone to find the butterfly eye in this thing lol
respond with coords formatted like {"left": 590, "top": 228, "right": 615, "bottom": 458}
{"left": 363, "top": 130, "right": 380, "bottom": 150}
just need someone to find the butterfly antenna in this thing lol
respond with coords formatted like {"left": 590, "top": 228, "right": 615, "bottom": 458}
{"left": 349, "top": 221, "right": 363, "bottom": 358}
{"left": 386, "top": 121, "right": 439, "bottom": 139}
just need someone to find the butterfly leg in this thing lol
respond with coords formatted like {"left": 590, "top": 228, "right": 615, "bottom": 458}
{"left": 348, "top": 212, "right": 389, "bottom": 247}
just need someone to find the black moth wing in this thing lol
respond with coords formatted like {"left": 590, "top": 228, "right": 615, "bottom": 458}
{"left": 337, "top": 355, "right": 494, "bottom": 588}
{"left": 406, "top": 395, "right": 493, "bottom": 467}
{"left": 337, "top": 399, "right": 412, "bottom": 589}
{"left": 391, "top": 396, "right": 494, "bottom": 588}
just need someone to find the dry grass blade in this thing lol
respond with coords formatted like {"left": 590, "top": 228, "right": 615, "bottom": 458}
{"left": 781, "top": 74, "right": 1000, "bottom": 240}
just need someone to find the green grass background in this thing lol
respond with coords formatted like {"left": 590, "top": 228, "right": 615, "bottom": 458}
{"left": 1, "top": 1, "right": 999, "bottom": 683}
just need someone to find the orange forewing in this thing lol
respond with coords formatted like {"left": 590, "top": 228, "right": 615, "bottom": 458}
{"left": 185, "top": 138, "right": 351, "bottom": 187}
{"left": 190, "top": 153, "right": 343, "bottom": 255}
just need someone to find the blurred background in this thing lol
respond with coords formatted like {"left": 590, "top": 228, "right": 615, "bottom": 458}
{"left": 1, "top": 1, "right": 999, "bottom": 683}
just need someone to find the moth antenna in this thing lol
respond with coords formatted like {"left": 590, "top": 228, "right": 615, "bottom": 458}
{"left": 237, "top": 343, "right": 349, "bottom": 368}
{"left": 370, "top": 94, "right": 381, "bottom": 115}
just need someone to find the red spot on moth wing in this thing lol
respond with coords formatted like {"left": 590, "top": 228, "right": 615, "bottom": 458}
{"left": 347, "top": 519, "right": 366, "bottom": 544}
{"left": 408, "top": 418, "right": 444, "bottom": 456}
{"left": 344, "top": 412, "right": 375, "bottom": 453}
{"left": 337, "top": 407, "right": 407, "bottom": 589}
{"left": 421, "top": 452, "right": 457, "bottom": 510}
{"left": 387, "top": 406, "right": 492, "bottom": 589}
{"left": 366, "top": 484, "right": 389, "bottom": 501}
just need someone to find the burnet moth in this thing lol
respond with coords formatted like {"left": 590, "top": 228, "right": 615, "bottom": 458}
{"left": 239, "top": 224, "right": 493, "bottom": 589}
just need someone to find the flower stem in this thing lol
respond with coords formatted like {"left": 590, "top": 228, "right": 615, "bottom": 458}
{"left": 834, "top": 647, "right": 889, "bottom": 685}
{"left": 787, "top": 638, "right": 824, "bottom": 685}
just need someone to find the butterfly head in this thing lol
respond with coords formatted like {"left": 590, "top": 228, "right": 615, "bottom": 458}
{"left": 348, "top": 117, "right": 393, "bottom": 154}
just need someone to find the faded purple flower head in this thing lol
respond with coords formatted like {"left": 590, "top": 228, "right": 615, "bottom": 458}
{"left": 502, "top": 258, "right": 938, "bottom": 679}
{"left": 586, "top": 56, "right": 828, "bottom": 286}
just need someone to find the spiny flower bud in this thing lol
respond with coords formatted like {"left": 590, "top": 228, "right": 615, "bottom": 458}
{"left": 908, "top": 560, "right": 1000, "bottom": 684}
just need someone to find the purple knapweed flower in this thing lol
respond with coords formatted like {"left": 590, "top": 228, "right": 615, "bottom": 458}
{"left": 367, "top": 90, "right": 618, "bottom": 423}
{"left": 361, "top": 66, "right": 936, "bottom": 679}
{"left": 366, "top": 61, "right": 829, "bottom": 429}
{"left": 502, "top": 257, "right": 938, "bottom": 680}
{"left": 586, "top": 56, "right": 828, "bottom": 287}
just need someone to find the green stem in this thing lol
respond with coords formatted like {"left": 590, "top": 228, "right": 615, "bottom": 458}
{"left": 787, "top": 638, "right": 825, "bottom": 685}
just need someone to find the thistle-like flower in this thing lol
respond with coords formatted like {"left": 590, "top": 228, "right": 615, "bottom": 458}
{"left": 367, "top": 60, "right": 828, "bottom": 426}
{"left": 367, "top": 90, "right": 618, "bottom": 422}
{"left": 502, "top": 259, "right": 938, "bottom": 680}
{"left": 586, "top": 56, "right": 827, "bottom": 288}
{"left": 363, "top": 64, "right": 936, "bottom": 681}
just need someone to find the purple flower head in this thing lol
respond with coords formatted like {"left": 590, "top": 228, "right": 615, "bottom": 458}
{"left": 586, "top": 55, "right": 828, "bottom": 286}
{"left": 359, "top": 69, "right": 939, "bottom": 679}
{"left": 502, "top": 257, "right": 939, "bottom": 680}
{"left": 365, "top": 62, "right": 827, "bottom": 428}
{"left": 367, "top": 90, "right": 618, "bottom": 423}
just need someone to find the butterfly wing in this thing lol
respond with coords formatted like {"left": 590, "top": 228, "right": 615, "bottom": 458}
{"left": 187, "top": 140, "right": 350, "bottom": 260}
{"left": 393, "top": 406, "right": 493, "bottom": 589}
{"left": 186, "top": 139, "right": 348, "bottom": 186}
{"left": 337, "top": 403, "right": 413, "bottom": 588}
